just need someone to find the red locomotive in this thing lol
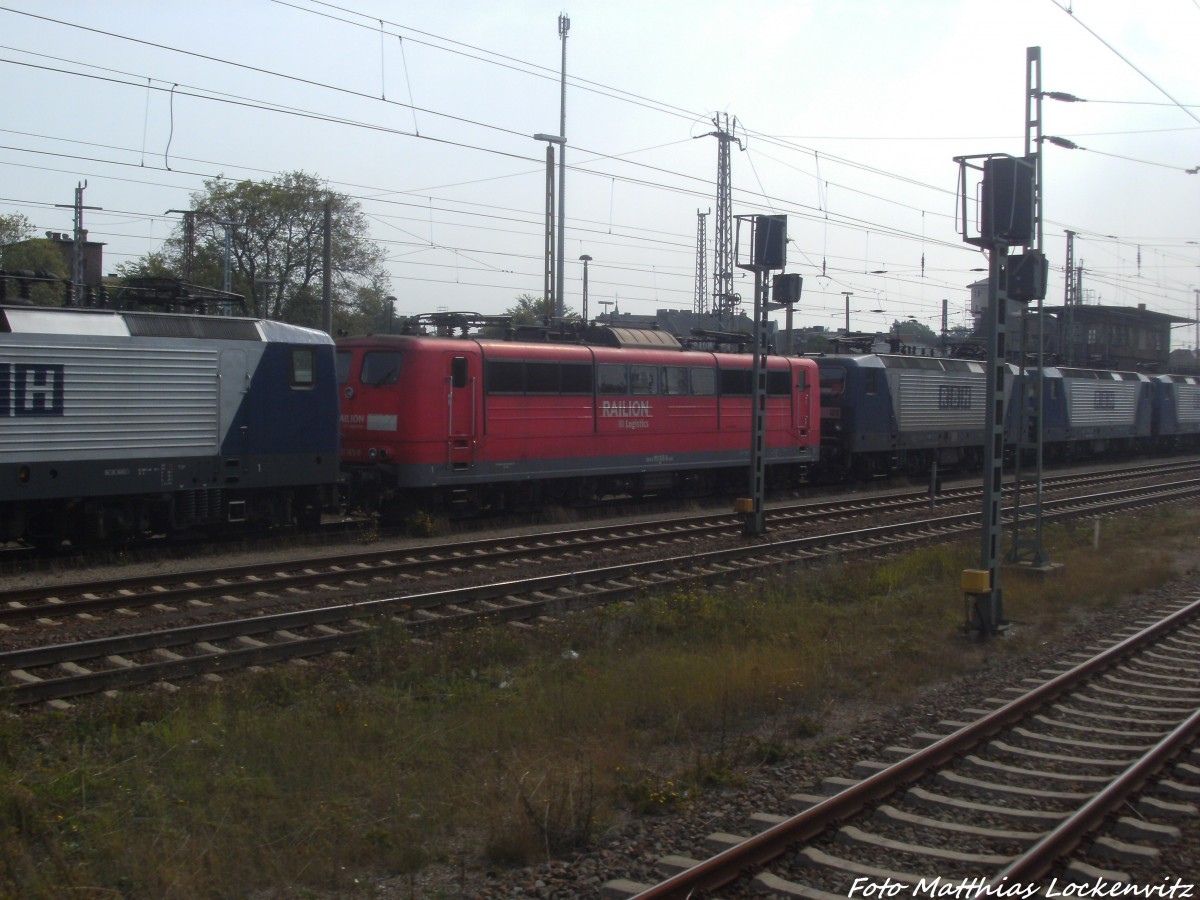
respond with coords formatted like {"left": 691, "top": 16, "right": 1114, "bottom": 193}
{"left": 336, "top": 321, "right": 819, "bottom": 519}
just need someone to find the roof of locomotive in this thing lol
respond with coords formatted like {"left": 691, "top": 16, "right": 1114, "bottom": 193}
{"left": 335, "top": 330, "right": 811, "bottom": 368}
{"left": 811, "top": 352, "right": 988, "bottom": 373}
{"left": 1, "top": 303, "right": 332, "bottom": 345}
{"left": 1040, "top": 366, "right": 1151, "bottom": 382}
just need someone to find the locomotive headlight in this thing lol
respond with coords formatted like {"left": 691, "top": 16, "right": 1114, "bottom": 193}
{"left": 368, "top": 448, "right": 378, "bottom": 460}
{"left": 379, "top": 448, "right": 389, "bottom": 460}
{"left": 16, "top": 466, "right": 30, "bottom": 484}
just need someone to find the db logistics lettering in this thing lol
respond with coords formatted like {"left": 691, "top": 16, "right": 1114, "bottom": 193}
{"left": 0, "top": 363, "right": 65, "bottom": 417}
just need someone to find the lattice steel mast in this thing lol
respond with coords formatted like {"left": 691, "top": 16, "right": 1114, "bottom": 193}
{"left": 698, "top": 114, "right": 744, "bottom": 324}
{"left": 694, "top": 209, "right": 709, "bottom": 314}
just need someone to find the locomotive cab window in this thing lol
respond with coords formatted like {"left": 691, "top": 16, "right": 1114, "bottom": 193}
{"left": 362, "top": 350, "right": 402, "bottom": 386}
{"left": 336, "top": 350, "right": 352, "bottom": 384}
{"left": 290, "top": 348, "right": 316, "bottom": 389}
{"left": 451, "top": 356, "right": 469, "bottom": 388}
{"left": 819, "top": 367, "right": 846, "bottom": 397}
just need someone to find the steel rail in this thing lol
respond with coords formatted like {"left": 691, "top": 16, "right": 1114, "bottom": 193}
{"left": 630, "top": 597, "right": 1200, "bottom": 899}
{"left": 3, "top": 461, "right": 1192, "bottom": 627}
{"left": 4, "top": 480, "right": 1199, "bottom": 705}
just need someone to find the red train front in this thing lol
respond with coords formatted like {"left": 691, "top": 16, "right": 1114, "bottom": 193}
{"left": 336, "top": 323, "right": 819, "bottom": 518}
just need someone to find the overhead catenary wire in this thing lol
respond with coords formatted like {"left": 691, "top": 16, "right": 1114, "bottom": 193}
{"left": 1, "top": 3, "right": 1194, "bottom": 325}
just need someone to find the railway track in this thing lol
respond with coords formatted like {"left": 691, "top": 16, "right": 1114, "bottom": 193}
{"left": 609, "top": 596, "right": 1200, "bottom": 898}
{"left": 2, "top": 460, "right": 1194, "bottom": 632}
{"left": 3, "top": 470, "right": 1198, "bottom": 708}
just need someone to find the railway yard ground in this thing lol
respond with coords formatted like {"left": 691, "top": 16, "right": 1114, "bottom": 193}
{"left": 1, "top": 486, "right": 1199, "bottom": 898}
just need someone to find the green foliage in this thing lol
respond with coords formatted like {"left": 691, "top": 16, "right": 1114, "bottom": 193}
{"left": 114, "top": 171, "right": 391, "bottom": 334}
{"left": 891, "top": 317, "right": 938, "bottom": 344}
{"left": 0, "top": 211, "right": 35, "bottom": 247}
{"left": 0, "top": 235, "right": 69, "bottom": 306}
{"left": 505, "top": 292, "right": 578, "bottom": 326}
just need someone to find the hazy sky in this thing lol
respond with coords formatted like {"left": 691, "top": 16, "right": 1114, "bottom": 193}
{"left": 2, "top": 1, "right": 1197, "bottom": 344}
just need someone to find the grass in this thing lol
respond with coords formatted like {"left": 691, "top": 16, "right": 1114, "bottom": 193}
{"left": 0, "top": 505, "right": 1194, "bottom": 898}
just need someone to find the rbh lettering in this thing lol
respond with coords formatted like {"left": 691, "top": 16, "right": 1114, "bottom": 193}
{"left": 0, "top": 363, "right": 66, "bottom": 416}
{"left": 937, "top": 384, "right": 972, "bottom": 409}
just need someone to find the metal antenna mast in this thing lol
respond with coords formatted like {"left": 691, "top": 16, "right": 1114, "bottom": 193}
{"left": 54, "top": 181, "right": 101, "bottom": 306}
{"left": 698, "top": 113, "right": 744, "bottom": 324}
{"left": 1008, "top": 45, "right": 1052, "bottom": 572}
{"left": 555, "top": 12, "right": 569, "bottom": 319}
{"left": 694, "top": 209, "right": 709, "bottom": 314}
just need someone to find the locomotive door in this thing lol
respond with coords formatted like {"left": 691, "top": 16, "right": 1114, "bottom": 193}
{"left": 445, "top": 353, "right": 475, "bottom": 469}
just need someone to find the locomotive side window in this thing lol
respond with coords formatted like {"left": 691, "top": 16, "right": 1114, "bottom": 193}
{"left": 690, "top": 367, "right": 715, "bottom": 396}
{"left": 795, "top": 369, "right": 806, "bottom": 393}
{"left": 719, "top": 368, "right": 752, "bottom": 396}
{"left": 560, "top": 362, "right": 593, "bottom": 394}
{"left": 865, "top": 370, "right": 878, "bottom": 395}
{"left": 597, "top": 364, "right": 627, "bottom": 394}
{"left": 335, "top": 350, "right": 352, "bottom": 384}
{"left": 451, "top": 355, "right": 468, "bottom": 388}
{"left": 525, "top": 361, "right": 560, "bottom": 394}
{"left": 362, "top": 351, "right": 402, "bottom": 386}
{"left": 630, "top": 365, "right": 657, "bottom": 395}
{"left": 486, "top": 360, "right": 524, "bottom": 393}
{"left": 290, "top": 348, "right": 316, "bottom": 389}
{"left": 767, "top": 370, "right": 791, "bottom": 396}
{"left": 662, "top": 366, "right": 688, "bottom": 395}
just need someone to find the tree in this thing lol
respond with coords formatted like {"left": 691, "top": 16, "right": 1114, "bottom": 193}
{"left": 111, "top": 249, "right": 177, "bottom": 281}
{"left": 127, "top": 171, "right": 391, "bottom": 333}
{"left": 504, "top": 292, "right": 578, "bottom": 326}
{"left": 0, "top": 213, "right": 69, "bottom": 305}
{"left": 891, "top": 318, "right": 939, "bottom": 345}
{"left": 0, "top": 212, "right": 34, "bottom": 250}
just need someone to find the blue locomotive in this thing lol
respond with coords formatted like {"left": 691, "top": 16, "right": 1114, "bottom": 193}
{"left": 814, "top": 353, "right": 1020, "bottom": 479}
{"left": 1150, "top": 374, "right": 1200, "bottom": 452}
{"left": 1036, "top": 366, "right": 1154, "bottom": 460}
{"left": 814, "top": 352, "right": 1191, "bottom": 479}
{"left": 0, "top": 303, "right": 340, "bottom": 546}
